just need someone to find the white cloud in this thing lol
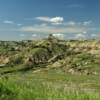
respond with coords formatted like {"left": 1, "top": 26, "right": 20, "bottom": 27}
{"left": 63, "top": 20, "right": 93, "bottom": 27}
{"left": 36, "top": 17, "right": 50, "bottom": 22}
{"left": 83, "top": 31, "right": 87, "bottom": 34}
{"left": 35, "top": 16, "right": 64, "bottom": 24}
{"left": 50, "top": 17, "right": 63, "bottom": 23}
{"left": 20, "top": 34, "right": 25, "bottom": 37}
{"left": 75, "top": 33, "right": 86, "bottom": 39}
{"left": 17, "top": 24, "right": 22, "bottom": 26}
{"left": 36, "top": 16, "right": 93, "bottom": 28}
{"left": 32, "top": 34, "right": 37, "bottom": 37}
{"left": 51, "top": 22, "right": 62, "bottom": 25}
{"left": 91, "top": 34, "right": 96, "bottom": 37}
{"left": 83, "top": 21, "right": 92, "bottom": 26}
{"left": 3, "top": 20, "right": 23, "bottom": 26}
{"left": 53, "top": 33, "right": 64, "bottom": 39}
{"left": 88, "top": 27, "right": 100, "bottom": 31}
{"left": 91, "top": 34, "right": 100, "bottom": 37}
{"left": 40, "top": 23, "right": 47, "bottom": 27}
{"left": 64, "top": 21, "right": 92, "bottom": 26}
{"left": 64, "top": 21, "right": 76, "bottom": 26}
{"left": 3, "top": 20, "right": 14, "bottom": 24}
{"left": 19, "top": 25, "right": 85, "bottom": 34}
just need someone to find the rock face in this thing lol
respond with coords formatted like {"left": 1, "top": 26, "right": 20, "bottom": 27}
{"left": 0, "top": 56, "right": 9, "bottom": 64}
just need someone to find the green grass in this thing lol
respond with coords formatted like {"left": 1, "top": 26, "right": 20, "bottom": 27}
{"left": 0, "top": 70, "right": 100, "bottom": 100}
{"left": 0, "top": 39, "right": 100, "bottom": 100}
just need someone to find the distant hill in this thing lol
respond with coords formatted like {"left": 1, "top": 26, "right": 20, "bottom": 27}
{"left": 0, "top": 35, "right": 100, "bottom": 75}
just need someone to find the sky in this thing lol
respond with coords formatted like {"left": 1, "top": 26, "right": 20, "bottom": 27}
{"left": 0, "top": 0, "right": 100, "bottom": 40}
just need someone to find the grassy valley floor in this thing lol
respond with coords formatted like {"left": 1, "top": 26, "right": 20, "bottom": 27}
{"left": 0, "top": 69, "right": 100, "bottom": 100}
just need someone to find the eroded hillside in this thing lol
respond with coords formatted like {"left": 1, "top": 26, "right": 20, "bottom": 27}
{"left": 0, "top": 36, "right": 100, "bottom": 75}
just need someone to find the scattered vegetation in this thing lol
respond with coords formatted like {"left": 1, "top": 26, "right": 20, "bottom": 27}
{"left": 0, "top": 35, "right": 100, "bottom": 99}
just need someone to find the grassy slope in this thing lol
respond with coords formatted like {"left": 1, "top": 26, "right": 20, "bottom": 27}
{"left": 0, "top": 38, "right": 100, "bottom": 100}
{"left": 0, "top": 70, "right": 100, "bottom": 100}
